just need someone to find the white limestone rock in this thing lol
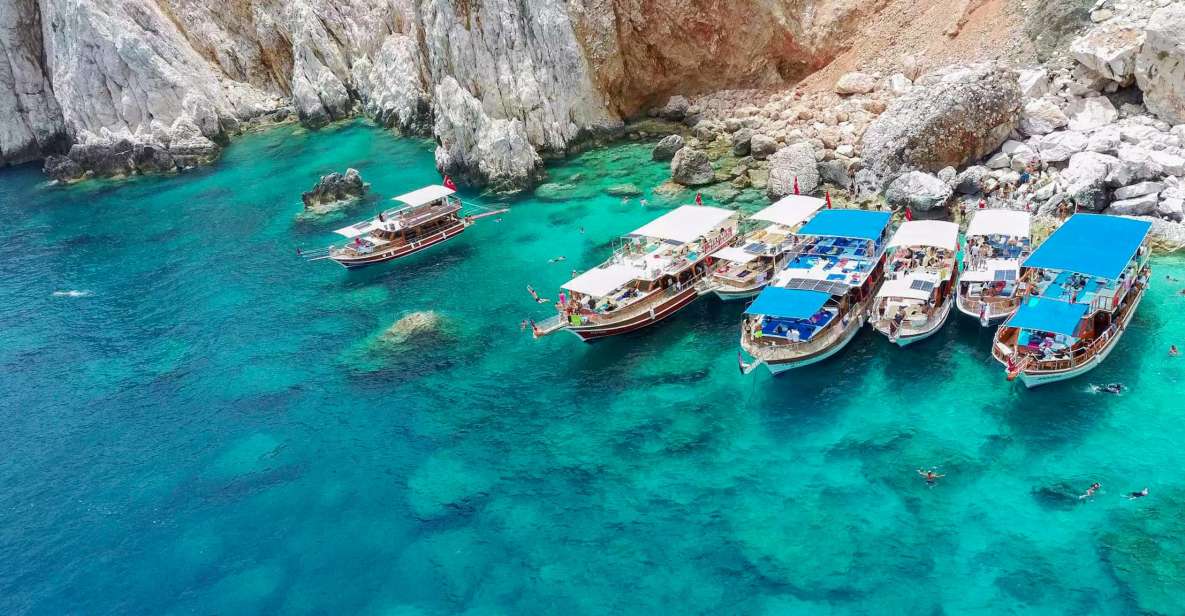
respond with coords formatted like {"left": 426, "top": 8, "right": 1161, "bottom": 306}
{"left": 670, "top": 147, "right": 715, "bottom": 186}
{"left": 835, "top": 72, "right": 878, "bottom": 95}
{"left": 887, "top": 73, "right": 913, "bottom": 96}
{"left": 0, "top": 0, "right": 67, "bottom": 166}
{"left": 885, "top": 171, "right": 953, "bottom": 211}
{"left": 1135, "top": 4, "right": 1185, "bottom": 124}
{"left": 767, "top": 142, "right": 820, "bottom": 198}
{"left": 1066, "top": 97, "right": 1119, "bottom": 132}
{"left": 1070, "top": 24, "right": 1145, "bottom": 83}
{"left": 985, "top": 151, "right": 1012, "bottom": 169}
{"left": 1061, "top": 151, "right": 1115, "bottom": 210}
{"left": 1088, "top": 125, "right": 1122, "bottom": 153}
{"left": 1017, "top": 68, "right": 1050, "bottom": 99}
{"left": 1020, "top": 99, "right": 1069, "bottom": 136}
{"left": 433, "top": 77, "right": 544, "bottom": 193}
{"left": 1106, "top": 192, "right": 1160, "bottom": 216}
{"left": 1114, "top": 181, "right": 1165, "bottom": 200}
{"left": 1037, "top": 131, "right": 1089, "bottom": 162}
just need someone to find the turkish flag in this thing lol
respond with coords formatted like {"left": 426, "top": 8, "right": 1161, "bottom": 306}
{"left": 443, "top": 175, "right": 457, "bottom": 190}
{"left": 695, "top": 192, "right": 703, "bottom": 205}
{"left": 905, "top": 206, "right": 914, "bottom": 221}
{"left": 793, "top": 177, "right": 800, "bottom": 195}
{"left": 825, "top": 191, "right": 832, "bottom": 209}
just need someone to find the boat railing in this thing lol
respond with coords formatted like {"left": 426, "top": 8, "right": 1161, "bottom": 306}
{"left": 745, "top": 302, "right": 864, "bottom": 360}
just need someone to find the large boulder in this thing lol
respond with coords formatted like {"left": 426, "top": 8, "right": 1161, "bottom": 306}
{"left": 42, "top": 155, "right": 86, "bottom": 183}
{"left": 1087, "top": 125, "right": 1121, "bottom": 153}
{"left": 1113, "top": 181, "right": 1165, "bottom": 200}
{"left": 730, "top": 128, "right": 754, "bottom": 156}
{"left": 835, "top": 72, "right": 878, "bottom": 95}
{"left": 1036, "top": 130, "right": 1089, "bottom": 162}
{"left": 1061, "top": 151, "right": 1114, "bottom": 210}
{"left": 1066, "top": 97, "right": 1119, "bottom": 132}
{"left": 652, "top": 134, "right": 685, "bottom": 161}
{"left": 1070, "top": 25, "right": 1144, "bottom": 84}
{"left": 1020, "top": 99, "right": 1069, "bottom": 135}
{"left": 955, "top": 165, "right": 990, "bottom": 194}
{"left": 1017, "top": 68, "right": 1050, "bottom": 98}
{"left": 1105, "top": 193, "right": 1160, "bottom": 216}
{"left": 1135, "top": 5, "right": 1185, "bottom": 124}
{"left": 670, "top": 147, "right": 715, "bottom": 186}
{"left": 884, "top": 171, "right": 952, "bottom": 211}
{"left": 302, "top": 168, "right": 370, "bottom": 209}
{"left": 860, "top": 64, "right": 1021, "bottom": 183}
{"left": 749, "top": 134, "right": 778, "bottom": 160}
{"left": 660, "top": 95, "right": 690, "bottom": 121}
{"left": 766, "top": 142, "right": 820, "bottom": 198}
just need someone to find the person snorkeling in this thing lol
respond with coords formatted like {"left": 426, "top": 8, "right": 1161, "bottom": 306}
{"left": 917, "top": 468, "right": 944, "bottom": 486}
{"left": 1127, "top": 487, "right": 1149, "bottom": 500}
{"left": 1079, "top": 482, "right": 1101, "bottom": 500}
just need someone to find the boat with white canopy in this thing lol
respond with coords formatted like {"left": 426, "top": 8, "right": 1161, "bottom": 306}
{"left": 957, "top": 209, "right": 1033, "bottom": 325}
{"left": 992, "top": 213, "right": 1152, "bottom": 388}
{"left": 306, "top": 185, "right": 505, "bottom": 269}
{"left": 533, "top": 205, "right": 739, "bottom": 342}
{"left": 870, "top": 220, "right": 959, "bottom": 346}
{"left": 705, "top": 195, "right": 825, "bottom": 301}
{"left": 739, "top": 209, "right": 893, "bottom": 374}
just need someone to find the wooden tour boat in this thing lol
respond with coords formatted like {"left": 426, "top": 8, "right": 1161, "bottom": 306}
{"left": 991, "top": 214, "right": 1152, "bottom": 388}
{"left": 305, "top": 185, "right": 505, "bottom": 269}
{"left": 739, "top": 209, "right": 893, "bottom": 374}
{"left": 704, "top": 195, "right": 825, "bottom": 301}
{"left": 532, "top": 205, "right": 739, "bottom": 342}
{"left": 870, "top": 220, "right": 960, "bottom": 347}
{"left": 956, "top": 209, "right": 1033, "bottom": 326}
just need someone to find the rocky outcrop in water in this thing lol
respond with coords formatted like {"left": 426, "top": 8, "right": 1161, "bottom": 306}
{"left": 302, "top": 168, "right": 370, "bottom": 209}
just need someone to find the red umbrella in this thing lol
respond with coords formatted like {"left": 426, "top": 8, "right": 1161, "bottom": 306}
{"left": 793, "top": 177, "right": 800, "bottom": 195}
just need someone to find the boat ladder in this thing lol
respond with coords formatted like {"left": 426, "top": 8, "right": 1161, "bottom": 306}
{"left": 530, "top": 315, "right": 567, "bottom": 338}
{"left": 298, "top": 247, "right": 335, "bottom": 261}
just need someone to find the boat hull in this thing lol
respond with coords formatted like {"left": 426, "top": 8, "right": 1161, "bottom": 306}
{"left": 712, "top": 285, "right": 764, "bottom": 301}
{"left": 567, "top": 286, "right": 700, "bottom": 342}
{"left": 761, "top": 312, "right": 867, "bottom": 374}
{"left": 1015, "top": 289, "right": 1143, "bottom": 388}
{"left": 955, "top": 294, "right": 1013, "bottom": 326}
{"left": 331, "top": 221, "right": 467, "bottom": 269}
{"left": 872, "top": 299, "right": 953, "bottom": 347}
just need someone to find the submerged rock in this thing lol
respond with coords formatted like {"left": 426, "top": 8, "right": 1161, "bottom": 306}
{"left": 381, "top": 311, "right": 445, "bottom": 345}
{"left": 1100, "top": 490, "right": 1185, "bottom": 615}
{"left": 605, "top": 183, "right": 643, "bottom": 197}
{"left": 302, "top": 168, "right": 370, "bottom": 210}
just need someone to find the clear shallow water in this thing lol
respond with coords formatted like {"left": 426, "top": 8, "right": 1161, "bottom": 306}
{"left": 2, "top": 120, "right": 1185, "bottom": 615}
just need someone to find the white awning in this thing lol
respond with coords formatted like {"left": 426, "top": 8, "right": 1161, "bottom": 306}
{"left": 710, "top": 246, "right": 761, "bottom": 264}
{"left": 966, "top": 209, "right": 1031, "bottom": 239}
{"left": 750, "top": 196, "right": 825, "bottom": 228}
{"left": 334, "top": 218, "right": 384, "bottom": 239}
{"left": 888, "top": 220, "right": 959, "bottom": 251}
{"left": 630, "top": 205, "right": 735, "bottom": 243}
{"left": 562, "top": 263, "right": 641, "bottom": 297}
{"left": 394, "top": 185, "right": 455, "bottom": 207}
{"left": 877, "top": 272, "right": 940, "bottom": 300}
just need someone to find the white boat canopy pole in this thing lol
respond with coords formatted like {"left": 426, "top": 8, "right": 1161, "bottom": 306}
{"left": 888, "top": 220, "right": 960, "bottom": 251}
{"left": 966, "top": 209, "right": 1031, "bottom": 239}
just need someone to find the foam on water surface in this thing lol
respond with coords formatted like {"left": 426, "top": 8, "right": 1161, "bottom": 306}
{"left": 1, "top": 120, "right": 1185, "bottom": 614}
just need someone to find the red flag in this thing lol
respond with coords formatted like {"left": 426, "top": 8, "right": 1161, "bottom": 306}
{"left": 443, "top": 175, "right": 457, "bottom": 190}
{"left": 825, "top": 191, "right": 832, "bottom": 209}
{"left": 793, "top": 177, "right": 800, "bottom": 195}
{"left": 977, "top": 199, "right": 986, "bottom": 209}
{"left": 695, "top": 192, "right": 703, "bottom": 205}
{"left": 904, "top": 206, "right": 914, "bottom": 222}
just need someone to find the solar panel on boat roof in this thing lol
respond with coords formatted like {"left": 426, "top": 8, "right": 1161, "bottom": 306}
{"left": 909, "top": 279, "right": 935, "bottom": 292}
{"left": 993, "top": 270, "right": 1016, "bottom": 281}
{"left": 783, "top": 278, "right": 849, "bottom": 295}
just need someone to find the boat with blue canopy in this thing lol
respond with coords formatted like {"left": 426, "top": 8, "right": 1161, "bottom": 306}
{"left": 956, "top": 209, "right": 1033, "bottom": 325}
{"left": 738, "top": 209, "right": 893, "bottom": 374}
{"left": 705, "top": 195, "right": 825, "bottom": 300}
{"left": 870, "top": 220, "right": 960, "bottom": 346}
{"left": 991, "top": 213, "right": 1152, "bottom": 387}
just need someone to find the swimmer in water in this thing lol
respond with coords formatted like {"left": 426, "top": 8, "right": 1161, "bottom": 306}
{"left": 1127, "top": 488, "right": 1149, "bottom": 500}
{"left": 917, "top": 469, "right": 944, "bottom": 485}
{"left": 640, "top": 199, "right": 649, "bottom": 207}
{"left": 549, "top": 256, "right": 567, "bottom": 263}
{"left": 1079, "top": 482, "right": 1101, "bottom": 500}
{"left": 1171, "top": 345, "right": 1179, "bottom": 357}
{"left": 579, "top": 226, "right": 585, "bottom": 234}
{"left": 1167, "top": 274, "right": 1181, "bottom": 282}
{"left": 1094, "top": 383, "right": 1124, "bottom": 394}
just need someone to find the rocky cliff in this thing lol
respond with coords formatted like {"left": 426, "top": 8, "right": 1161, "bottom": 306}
{"left": 0, "top": 0, "right": 910, "bottom": 190}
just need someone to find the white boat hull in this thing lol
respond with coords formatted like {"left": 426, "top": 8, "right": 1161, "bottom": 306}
{"left": 872, "top": 298, "right": 953, "bottom": 347}
{"left": 955, "top": 296, "right": 1011, "bottom": 326}
{"left": 762, "top": 313, "right": 867, "bottom": 374}
{"left": 713, "top": 286, "right": 763, "bottom": 301}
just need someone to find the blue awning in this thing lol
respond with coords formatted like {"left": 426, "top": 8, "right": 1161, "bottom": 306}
{"left": 796, "top": 209, "right": 893, "bottom": 241}
{"left": 1004, "top": 296, "right": 1088, "bottom": 337}
{"left": 1023, "top": 214, "right": 1151, "bottom": 280}
{"left": 745, "top": 287, "right": 831, "bottom": 318}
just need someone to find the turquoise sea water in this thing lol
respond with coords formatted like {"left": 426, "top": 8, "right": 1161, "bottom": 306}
{"left": 2, "top": 120, "right": 1185, "bottom": 615}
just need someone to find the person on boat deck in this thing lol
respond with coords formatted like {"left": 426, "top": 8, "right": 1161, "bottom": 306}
{"left": 788, "top": 328, "right": 801, "bottom": 343}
